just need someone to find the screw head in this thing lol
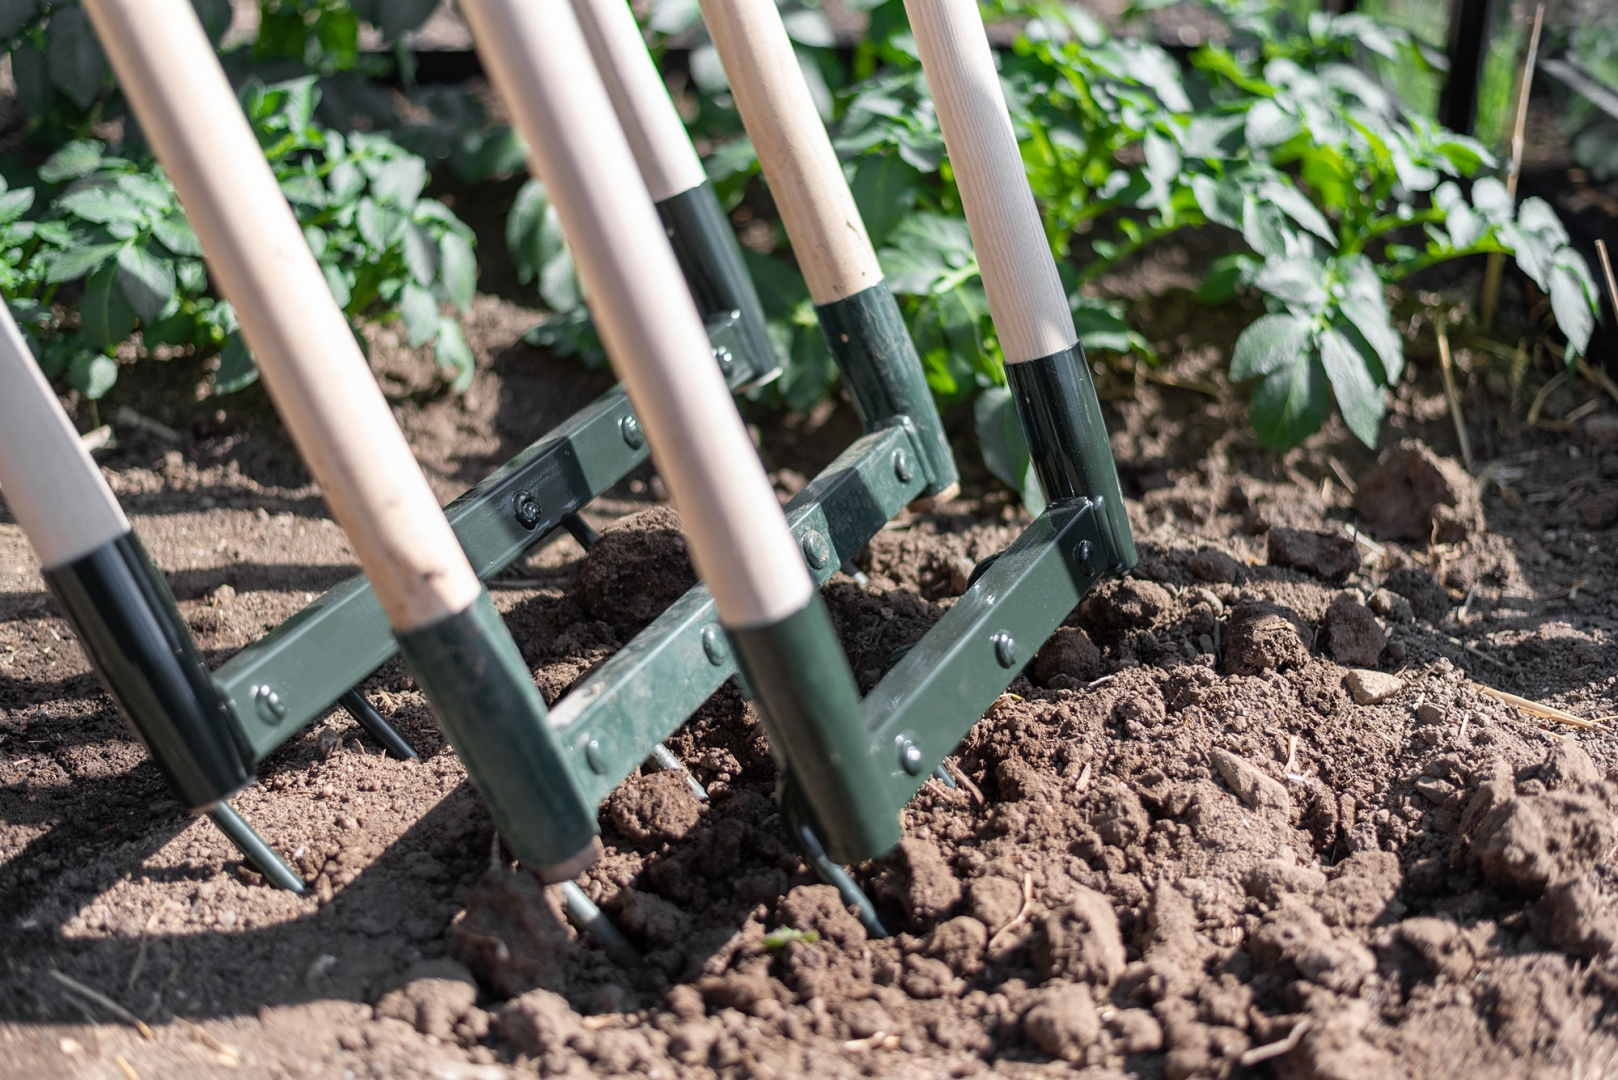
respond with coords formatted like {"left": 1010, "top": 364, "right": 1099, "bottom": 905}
{"left": 897, "top": 736, "right": 925, "bottom": 775}
{"left": 892, "top": 448, "right": 914, "bottom": 483}
{"left": 585, "top": 738, "right": 608, "bottom": 775}
{"left": 800, "top": 530, "right": 831, "bottom": 569}
{"left": 253, "top": 685, "right": 288, "bottom": 724}
{"left": 991, "top": 631, "right": 1017, "bottom": 669}
{"left": 619, "top": 414, "right": 645, "bottom": 450}
{"left": 513, "top": 490, "right": 542, "bottom": 530}
{"left": 1076, "top": 539, "right": 1095, "bottom": 575}
{"left": 701, "top": 624, "right": 730, "bottom": 666}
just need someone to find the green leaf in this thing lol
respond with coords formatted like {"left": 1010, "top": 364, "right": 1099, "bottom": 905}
{"left": 371, "top": 156, "right": 428, "bottom": 209}
{"left": 151, "top": 215, "right": 203, "bottom": 257}
{"left": 401, "top": 221, "right": 438, "bottom": 286}
{"left": 1181, "top": 113, "right": 1246, "bottom": 159}
{"left": 1253, "top": 256, "right": 1327, "bottom": 312}
{"left": 1197, "top": 254, "right": 1247, "bottom": 303}
{"left": 214, "top": 332, "right": 259, "bottom": 394}
{"left": 1319, "top": 326, "right": 1384, "bottom": 447}
{"left": 46, "top": 240, "right": 121, "bottom": 283}
{"left": 399, "top": 282, "right": 439, "bottom": 347}
{"left": 46, "top": 6, "right": 106, "bottom": 110}
{"left": 57, "top": 186, "right": 148, "bottom": 226}
{"left": 850, "top": 154, "right": 920, "bottom": 248}
{"left": 1191, "top": 175, "right": 1243, "bottom": 230}
{"left": 1548, "top": 261, "right": 1595, "bottom": 354}
{"left": 38, "top": 139, "right": 104, "bottom": 184}
{"left": 328, "top": 161, "right": 364, "bottom": 203}
{"left": 356, "top": 198, "right": 404, "bottom": 250}
{"left": 1259, "top": 180, "right": 1334, "bottom": 244}
{"left": 1250, "top": 349, "right": 1329, "bottom": 449}
{"left": 374, "top": 0, "right": 438, "bottom": 40}
{"left": 434, "top": 317, "right": 474, "bottom": 392}
{"left": 1240, "top": 196, "right": 1291, "bottom": 259}
{"left": 439, "top": 230, "right": 476, "bottom": 313}
{"left": 0, "top": 0, "right": 41, "bottom": 41}
{"left": 79, "top": 260, "right": 137, "bottom": 347}
{"left": 115, "top": 244, "right": 176, "bottom": 322}
{"left": 781, "top": 321, "right": 836, "bottom": 411}
{"left": 0, "top": 186, "right": 35, "bottom": 225}
{"left": 1470, "top": 177, "right": 1513, "bottom": 224}
{"left": 1245, "top": 99, "right": 1299, "bottom": 148}
{"left": 1230, "top": 313, "right": 1314, "bottom": 381}
{"left": 11, "top": 41, "right": 47, "bottom": 115}
{"left": 68, "top": 352, "right": 118, "bottom": 400}
{"left": 322, "top": 263, "right": 352, "bottom": 309}
{"left": 1432, "top": 181, "right": 1484, "bottom": 249}
{"left": 973, "top": 384, "right": 1027, "bottom": 489}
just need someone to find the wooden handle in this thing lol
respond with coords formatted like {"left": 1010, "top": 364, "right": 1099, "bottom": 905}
{"left": 461, "top": 0, "right": 813, "bottom": 628}
{"left": 0, "top": 313, "right": 129, "bottom": 568}
{"left": 83, "top": 0, "right": 480, "bottom": 632}
{"left": 698, "top": 0, "right": 881, "bottom": 305}
{"left": 901, "top": 0, "right": 1074, "bottom": 363}
{"left": 571, "top": 0, "right": 706, "bottom": 203}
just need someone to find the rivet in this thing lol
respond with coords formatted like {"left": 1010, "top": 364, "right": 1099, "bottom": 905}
{"left": 1077, "top": 539, "right": 1095, "bottom": 575}
{"left": 253, "top": 685, "right": 287, "bottom": 724}
{"left": 800, "top": 530, "right": 831, "bottom": 569}
{"left": 992, "top": 631, "right": 1016, "bottom": 668}
{"left": 513, "top": 490, "right": 542, "bottom": 530}
{"left": 896, "top": 736, "right": 925, "bottom": 776}
{"left": 619, "top": 415, "right": 645, "bottom": 450}
{"left": 585, "top": 738, "right": 607, "bottom": 775}
{"left": 701, "top": 625, "right": 730, "bottom": 666}
{"left": 712, "top": 344, "right": 734, "bottom": 370}
{"left": 892, "top": 448, "right": 913, "bottom": 483}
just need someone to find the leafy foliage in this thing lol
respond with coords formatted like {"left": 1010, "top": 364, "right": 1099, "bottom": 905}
{"left": 0, "top": 76, "right": 477, "bottom": 399}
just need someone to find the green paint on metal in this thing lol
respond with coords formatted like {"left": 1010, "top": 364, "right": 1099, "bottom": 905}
{"left": 219, "top": 385, "right": 648, "bottom": 761}
{"left": 657, "top": 180, "right": 780, "bottom": 388}
{"left": 210, "top": 803, "right": 305, "bottom": 893}
{"left": 396, "top": 590, "right": 599, "bottom": 881}
{"left": 45, "top": 532, "right": 253, "bottom": 810}
{"left": 817, "top": 283, "right": 956, "bottom": 497}
{"left": 553, "top": 424, "right": 928, "bottom": 808}
{"left": 1007, "top": 346, "right": 1136, "bottom": 572}
{"left": 731, "top": 596, "right": 901, "bottom": 865}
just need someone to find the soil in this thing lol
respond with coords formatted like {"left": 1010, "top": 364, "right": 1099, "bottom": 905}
{"left": 4, "top": 269, "right": 1618, "bottom": 1080}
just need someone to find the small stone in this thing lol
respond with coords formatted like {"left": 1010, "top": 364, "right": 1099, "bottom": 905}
{"left": 1599, "top": 453, "right": 1618, "bottom": 479}
{"left": 1188, "top": 547, "right": 1239, "bottom": 584}
{"left": 209, "top": 583, "right": 236, "bottom": 606}
{"left": 1267, "top": 527, "right": 1360, "bottom": 580}
{"left": 1208, "top": 747, "right": 1290, "bottom": 813}
{"left": 1366, "top": 588, "right": 1413, "bottom": 623}
{"left": 1345, "top": 669, "right": 1402, "bottom": 705}
{"left": 1584, "top": 414, "right": 1618, "bottom": 445}
{"left": 1580, "top": 492, "right": 1618, "bottom": 529}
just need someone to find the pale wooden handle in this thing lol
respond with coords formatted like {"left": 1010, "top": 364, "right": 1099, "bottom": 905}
{"left": 83, "top": 0, "right": 480, "bottom": 631}
{"left": 461, "top": 0, "right": 812, "bottom": 628}
{"left": 571, "top": 0, "right": 706, "bottom": 203}
{"left": 699, "top": 0, "right": 881, "bottom": 305}
{"left": 0, "top": 312, "right": 129, "bottom": 568}
{"left": 902, "top": 0, "right": 1074, "bottom": 363}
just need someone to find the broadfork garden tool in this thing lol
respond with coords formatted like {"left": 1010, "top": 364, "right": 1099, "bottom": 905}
{"left": 454, "top": 0, "right": 962, "bottom": 931}
{"left": 50, "top": 0, "right": 783, "bottom": 885}
{"left": 67, "top": 0, "right": 705, "bottom": 928}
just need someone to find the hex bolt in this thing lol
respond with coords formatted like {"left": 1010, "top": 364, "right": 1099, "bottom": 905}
{"left": 619, "top": 414, "right": 645, "bottom": 450}
{"left": 991, "top": 631, "right": 1016, "bottom": 669}
{"left": 1077, "top": 539, "right": 1095, "bottom": 575}
{"left": 896, "top": 735, "right": 925, "bottom": 775}
{"left": 585, "top": 737, "right": 608, "bottom": 775}
{"left": 892, "top": 448, "right": 914, "bottom": 483}
{"left": 253, "top": 684, "right": 288, "bottom": 724}
{"left": 513, "top": 490, "right": 542, "bottom": 530}
{"left": 800, "top": 530, "right": 831, "bottom": 569}
{"left": 701, "top": 624, "right": 731, "bottom": 666}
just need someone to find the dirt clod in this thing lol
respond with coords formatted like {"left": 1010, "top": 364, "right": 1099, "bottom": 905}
{"left": 1224, "top": 600, "right": 1310, "bottom": 675}
{"left": 1266, "top": 527, "right": 1360, "bottom": 579}
{"left": 1344, "top": 668, "right": 1402, "bottom": 704}
{"left": 1354, "top": 440, "right": 1483, "bottom": 543}
{"left": 1033, "top": 626, "right": 1103, "bottom": 688}
{"left": 1324, "top": 595, "right": 1386, "bottom": 667}
{"left": 575, "top": 505, "right": 697, "bottom": 634}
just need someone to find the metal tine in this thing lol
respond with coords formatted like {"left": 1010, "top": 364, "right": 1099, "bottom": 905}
{"left": 339, "top": 688, "right": 420, "bottom": 761}
{"left": 792, "top": 819, "right": 888, "bottom": 938}
{"left": 559, "top": 881, "right": 641, "bottom": 965}
{"left": 209, "top": 803, "right": 306, "bottom": 894}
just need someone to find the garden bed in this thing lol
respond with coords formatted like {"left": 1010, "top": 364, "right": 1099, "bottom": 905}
{"left": 2, "top": 261, "right": 1616, "bottom": 1077}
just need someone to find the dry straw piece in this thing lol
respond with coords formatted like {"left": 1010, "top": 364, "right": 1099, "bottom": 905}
{"left": 1474, "top": 683, "right": 1605, "bottom": 730}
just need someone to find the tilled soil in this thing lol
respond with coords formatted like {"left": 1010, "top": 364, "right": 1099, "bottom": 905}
{"left": 3, "top": 289, "right": 1618, "bottom": 1079}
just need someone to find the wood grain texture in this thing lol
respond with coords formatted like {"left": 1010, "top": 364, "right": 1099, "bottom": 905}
{"left": 699, "top": 0, "right": 881, "bottom": 305}
{"left": 571, "top": 0, "right": 706, "bottom": 202}
{"left": 0, "top": 310, "right": 129, "bottom": 569}
{"left": 83, "top": 0, "right": 480, "bottom": 631}
{"left": 902, "top": 0, "right": 1074, "bottom": 363}
{"left": 461, "top": 0, "right": 813, "bottom": 628}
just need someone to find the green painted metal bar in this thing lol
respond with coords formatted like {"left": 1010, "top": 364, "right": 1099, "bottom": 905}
{"left": 216, "top": 384, "right": 645, "bottom": 760}
{"left": 552, "top": 423, "right": 929, "bottom": 807}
